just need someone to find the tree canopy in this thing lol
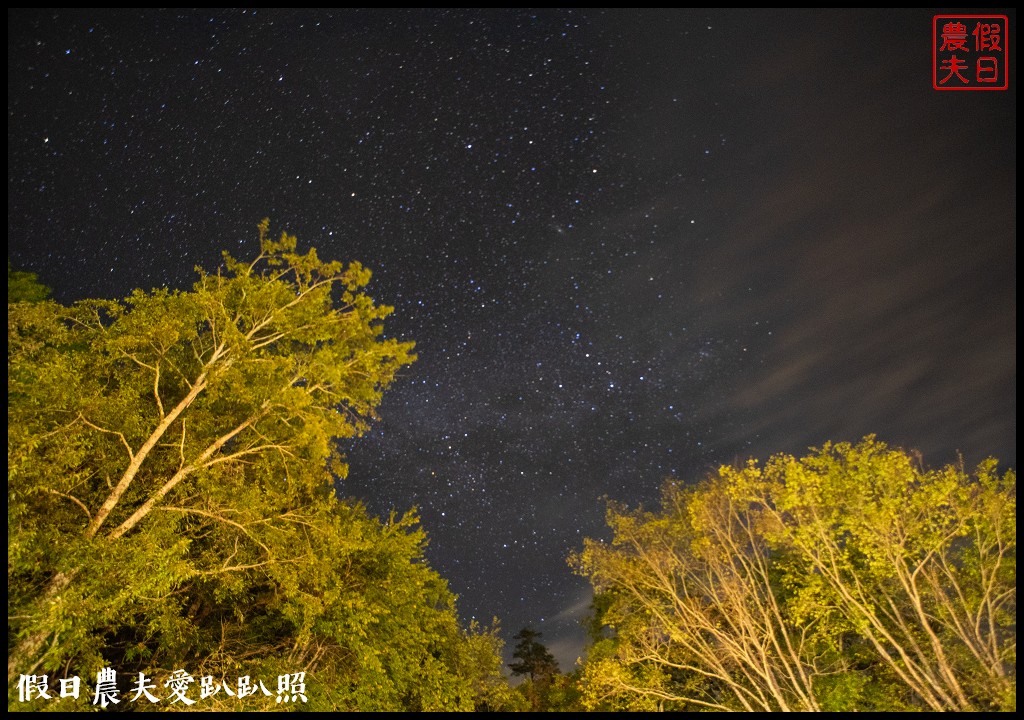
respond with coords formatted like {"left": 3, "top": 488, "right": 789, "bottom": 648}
{"left": 7, "top": 260, "right": 50, "bottom": 303}
{"left": 572, "top": 437, "right": 1016, "bottom": 712}
{"left": 8, "top": 221, "right": 508, "bottom": 710}
{"left": 509, "top": 627, "right": 559, "bottom": 681}
{"left": 9, "top": 227, "right": 1016, "bottom": 712}
{"left": 507, "top": 627, "right": 576, "bottom": 712}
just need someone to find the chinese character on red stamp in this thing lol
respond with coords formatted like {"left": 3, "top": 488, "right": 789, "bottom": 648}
{"left": 934, "top": 15, "right": 1009, "bottom": 90}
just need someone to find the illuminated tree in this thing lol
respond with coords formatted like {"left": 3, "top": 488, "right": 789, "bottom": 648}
{"left": 573, "top": 438, "right": 1015, "bottom": 711}
{"left": 7, "top": 260, "right": 50, "bottom": 303}
{"left": 8, "top": 221, "right": 506, "bottom": 710}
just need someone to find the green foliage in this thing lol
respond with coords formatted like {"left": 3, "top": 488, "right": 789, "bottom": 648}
{"left": 8, "top": 222, "right": 508, "bottom": 711}
{"left": 7, "top": 260, "right": 50, "bottom": 303}
{"left": 572, "top": 437, "right": 1016, "bottom": 712}
{"left": 504, "top": 627, "right": 585, "bottom": 712}
{"left": 544, "top": 669, "right": 586, "bottom": 712}
{"left": 507, "top": 627, "right": 563, "bottom": 712}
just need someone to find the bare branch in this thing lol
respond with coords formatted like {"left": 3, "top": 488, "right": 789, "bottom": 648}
{"left": 107, "top": 405, "right": 269, "bottom": 540}
{"left": 42, "top": 488, "right": 92, "bottom": 522}
{"left": 78, "top": 415, "right": 135, "bottom": 462}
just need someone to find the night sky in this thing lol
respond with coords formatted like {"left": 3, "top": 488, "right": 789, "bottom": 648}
{"left": 8, "top": 9, "right": 1016, "bottom": 669}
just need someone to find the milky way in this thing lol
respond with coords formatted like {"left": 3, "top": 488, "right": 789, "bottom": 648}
{"left": 9, "top": 9, "right": 1016, "bottom": 667}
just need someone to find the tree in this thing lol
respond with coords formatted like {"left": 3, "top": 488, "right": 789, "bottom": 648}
{"left": 8, "top": 221, "right": 507, "bottom": 710}
{"left": 508, "top": 627, "right": 560, "bottom": 711}
{"left": 7, "top": 259, "right": 50, "bottom": 303}
{"left": 572, "top": 437, "right": 1016, "bottom": 712}
{"left": 509, "top": 627, "right": 560, "bottom": 682}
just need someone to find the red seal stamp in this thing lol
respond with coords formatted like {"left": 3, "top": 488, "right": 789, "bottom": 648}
{"left": 934, "top": 15, "right": 1009, "bottom": 90}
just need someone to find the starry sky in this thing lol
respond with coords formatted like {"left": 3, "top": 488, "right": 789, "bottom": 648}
{"left": 8, "top": 9, "right": 1016, "bottom": 669}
